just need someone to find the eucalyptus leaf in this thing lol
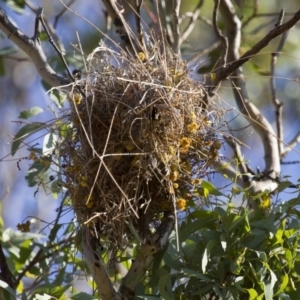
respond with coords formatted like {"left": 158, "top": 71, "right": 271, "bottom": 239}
{"left": 11, "top": 122, "right": 45, "bottom": 156}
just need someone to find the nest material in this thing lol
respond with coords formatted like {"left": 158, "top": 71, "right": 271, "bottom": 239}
{"left": 62, "top": 43, "right": 222, "bottom": 248}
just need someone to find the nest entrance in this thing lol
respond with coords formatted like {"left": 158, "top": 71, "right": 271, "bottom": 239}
{"left": 62, "top": 44, "right": 222, "bottom": 249}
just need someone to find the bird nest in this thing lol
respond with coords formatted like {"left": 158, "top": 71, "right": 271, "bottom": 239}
{"left": 59, "top": 42, "right": 223, "bottom": 249}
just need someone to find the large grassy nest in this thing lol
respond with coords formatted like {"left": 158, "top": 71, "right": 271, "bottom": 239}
{"left": 61, "top": 41, "right": 223, "bottom": 249}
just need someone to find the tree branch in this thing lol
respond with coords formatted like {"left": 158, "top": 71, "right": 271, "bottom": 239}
{"left": 82, "top": 227, "right": 122, "bottom": 300}
{"left": 216, "top": 0, "right": 282, "bottom": 197}
{"left": 119, "top": 213, "right": 175, "bottom": 299}
{"left": 208, "top": 8, "right": 300, "bottom": 95}
{"left": 212, "top": 0, "right": 228, "bottom": 68}
{"left": 270, "top": 33, "right": 288, "bottom": 157}
{"left": 172, "top": 0, "right": 181, "bottom": 55}
{"left": 0, "top": 8, "right": 69, "bottom": 87}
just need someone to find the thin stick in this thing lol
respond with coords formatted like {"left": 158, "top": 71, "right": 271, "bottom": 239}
{"left": 38, "top": 8, "right": 85, "bottom": 97}
{"left": 282, "top": 130, "right": 300, "bottom": 158}
{"left": 208, "top": 9, "right": 300, "bottom": 96}
{"left": 135, "top": 0, "right": 144, "bottom": 46}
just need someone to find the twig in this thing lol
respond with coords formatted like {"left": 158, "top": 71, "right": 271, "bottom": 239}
{"left": 224, "top": 135, "right": 248, "bottom": 182}
{"left": 37, "top": 8, "right": 86, "bottom": 98}
{"left": 281, "top": 160, "right": 300, "bottom": 165}
{"left": 135, "top": 0, "right": 144, "bottom": 46}
{"left": 282, "top": 130, "right": 300, "bottom": 158}
{"left": 0, "top": 8, "right": 68, "bottom": 87}
{"left": 37, "top": 8, "right": 72, "bottom": 80}
{"left": 15, "top": 237, "right": 73, "bottom": 286}
{"left": 179, "top": 0, "right": 203, "bottom": 46}
{"left": 212, "top": 0, "right": 228, "bottom": 68}
{"left": 172, "top": 0, "right": 181, "bottom": 55}
{"left": 216, "top": 0, "right": 282, "bottom": 197}
{"left": 208, "top": 8, "right": 300, "bottom": 96}
{"left": 25, "top": 0, "right": 66, "bottom": 54}
{"left": 270, "top": 10, "right": 288, "bottom": 157}
{"left": 241, "top": 0, "right": 258, "bottom": 28}
{"left": 15, "top": 197, "right": 69, "bottom": 286}
{"left": 53, "top": 0, "right": 76, "bottom": 28}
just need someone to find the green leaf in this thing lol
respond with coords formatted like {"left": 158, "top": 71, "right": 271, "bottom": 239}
{"left": 33, "top": 283, "right": 72, "bottom": 299}
{"left": 58, "top": 123, "right": 73, "bottom": 138}
{"left": 157, "top": 269, "right": 173, "bottom": 300}
{"left": 179, "top": 216, "right": 216, "bottom": 242}
{"left": 201, "top": 180, "right": 223, "bottom": 196}
{"left": 187, "top": 210, "right": 217, "bottom": 221}
{"left": 202, "top": 240, "right": 218, "bottom": 273}
{"left": 2, "top": 228, "right": 45, "bottom": 243}
{"left": 70, "top": 292, "right": 97, "bottom": 300}
{"left": 247, "top": 288, "right": 258, "bottom": 300}
{"left": 11, "top": 122, "right": 45, "bottom": 156}
{"left": 214, "top": 206, "right": 227, "bottom": 218}
{"left": 18, "top": 107, "right": 44, "bottom": 119}
{"left": 50, "top": 180, "right": 62, "bottom": 199}
{"left": 25, "top": 156, "right": 52, "bottom": 187}
{"left": 39, "top": 31, "right": 48, "bottom": 42}
{"left": 3, "top": 0, "right": 26, "bottom": 13}
{"left": 274, "top": 272, "right": 289, "bottom": 296}
{"left": 251, "top": 219, "right": 277, "bottom": 233}
{"left": 181, "top": 268, "right": 213, "bottom": 282}
{"left": 136, "top": 296, "right": 160, "bottom": 300}
{"left": 277, "top": 181, "right": 293, "bottom": 193}
{"left": 50, "top": 90, "right": 65, "bottom": 108}
{"left": 43, "top": 132, "right": 58, "bottom": 156}
{"left": 220, "top": 234, "right": 227, "bottom": 251}
{"left": 255, "top": 251, "right": 267, "bottom": 262}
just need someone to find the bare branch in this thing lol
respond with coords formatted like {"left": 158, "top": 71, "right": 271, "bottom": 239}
{"left": 0, "top": 8, "right": 69, "bottom": 87}
{"left": 25, "top": 0, "right": 68, "bottom": 53}
{"left": 208, "top": 8, "right": 300, "bottom": 95}
{"left": 82, "top": 227, "right": 122, "bottom": 300}
{"left": 215, "top": 0, "right": 282, "bottom": 196}
{"left": 241, "top": 0, "right": 258, "bottom": 28}
{"left": 135, "top": 0, "right": 144, "bottom": 46}
{"left": 38, "top": 8, "right": 85, "bottom": 97}
{"left": 53, "top": 0, "right": 76, "bottom": 28}
{"left": 172, "top": 0, "right": 181, "bottom": 55}
{"left": 282, "top": 130, "right": 300, "bottom": 158}
{"left": 212, "top": 0, "right": 228, "bottom": 68}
